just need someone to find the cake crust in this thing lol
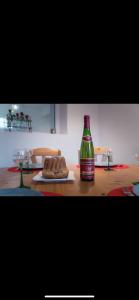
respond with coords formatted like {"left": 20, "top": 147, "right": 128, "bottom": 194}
{"left": 42, "top": 157, "right": 69, "bottom": 179}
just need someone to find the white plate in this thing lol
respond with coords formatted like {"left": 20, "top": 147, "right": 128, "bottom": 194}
{"left": 32, "top": 170, "right": 75, "bottom": 182}
{"left": 95, "top": 162, "right": 118, "bottom": 167}
{"left": 132, "top": 184, "right": 139, "bottom": 196}
{"left": 22, "top": 163, "right": 43, "bottom": 169}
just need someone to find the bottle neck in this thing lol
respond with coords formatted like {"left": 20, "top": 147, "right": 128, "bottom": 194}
{"left": 83, "top": 120, "right": 91, "bottom": 136}
{"left": 84, "top": 117, "right": 90, "bottom": 130}
{"left": 83, "top": 127, "right": 91, "bottom": 136}
{"left": 82, "top": 116, "right": 92, "bottom": 137}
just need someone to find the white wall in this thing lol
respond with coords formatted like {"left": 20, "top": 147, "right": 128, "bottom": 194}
{"left": 1, "top": 103, "right": 139, "bottom": 168}
{"left": 67, "top": 104, "right": 99, "bottom": 141}
{"left": 0, "top": 104, "right": 99, "bottom": 168}
{"left": 55, "top": 104, "right": 68, "bottom": 134}
{"left": 98, "top": 104, "right": 139, "bottom": 164}
{"left": 0, "top": 131, "right": 76, "bottom": 168}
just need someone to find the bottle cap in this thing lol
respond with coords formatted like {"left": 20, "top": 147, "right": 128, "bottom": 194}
{"left": 84, "top": 115, "right": 90, "bottom": 118}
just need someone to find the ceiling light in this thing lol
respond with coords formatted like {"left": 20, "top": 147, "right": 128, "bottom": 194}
{"left": 12, "top": 104, "right": 19, "bottom": 111}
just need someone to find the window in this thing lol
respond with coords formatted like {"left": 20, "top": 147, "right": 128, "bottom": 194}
{"left": 0, "top": 104, "right": 56, "bottom": 133}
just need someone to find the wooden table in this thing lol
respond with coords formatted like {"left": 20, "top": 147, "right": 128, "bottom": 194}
{"left": 1, "top": 164, "right": 139, "bottom": 196}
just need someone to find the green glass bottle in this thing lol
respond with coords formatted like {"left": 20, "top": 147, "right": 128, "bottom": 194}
{"left": 80, "top": 115, "right": 95, "bottom": 181}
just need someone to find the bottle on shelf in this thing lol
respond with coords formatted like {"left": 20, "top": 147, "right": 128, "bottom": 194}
{"left": 80, "top": 115, "right": 95, "bottom": 181}
{"left": 7, "top": 109, "right": 12, "bottom": 131}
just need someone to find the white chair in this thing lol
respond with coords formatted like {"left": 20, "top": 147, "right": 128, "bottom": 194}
{"left": 29, "top": 147, "right": 61, "bottom": 165}
{"left": 94, "top": 147, "right": 113, "bottom": 165}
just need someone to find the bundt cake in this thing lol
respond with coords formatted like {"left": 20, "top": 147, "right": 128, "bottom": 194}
{"left": 42, "top": 156, "right": 69, "bottom": 179}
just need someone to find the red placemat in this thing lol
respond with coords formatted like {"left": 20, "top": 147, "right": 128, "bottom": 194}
{"left": 76, "top": 164, "right": 80, "bottom": 168}
{"left": 76, "top": 164, "right": 129, "bottom": 169}
{"left": 41, "top": 191, "right": 63, "bottom": 196}
{"left": 107, "top": 186, "right": 132, "bottom": 196}
{"left": 113, "top": 164, "right": 129, "bottom": 169}
{"left": 7, "top": 167, "right": 20, "bottom": 172}
{"left": 7, "top": 167, "right": 42, "bottom": 173}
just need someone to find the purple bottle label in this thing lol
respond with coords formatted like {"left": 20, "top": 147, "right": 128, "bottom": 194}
{"left": 82, "top": 135, "right": 92, "bottom": 142}
{"left": 80, "top": 158, "right": 95, "bottom": 180}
